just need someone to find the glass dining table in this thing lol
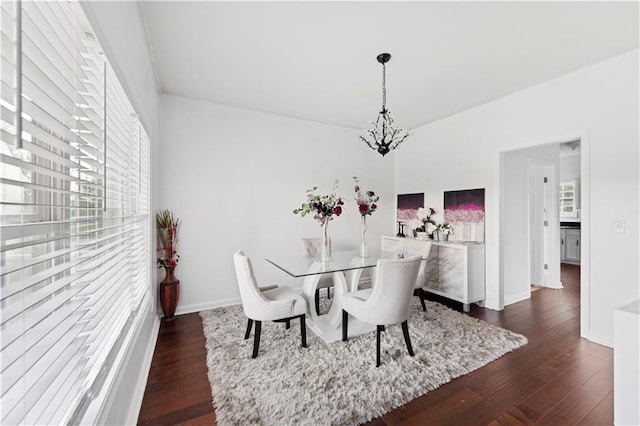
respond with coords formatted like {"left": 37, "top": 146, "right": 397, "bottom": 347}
{"left": 265, "top": 248, "right": 403, "bottom": 343}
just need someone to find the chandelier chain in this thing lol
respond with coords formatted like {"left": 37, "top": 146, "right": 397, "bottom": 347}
{"left": 381, "top": 63, "right": 386, "bottom": 111}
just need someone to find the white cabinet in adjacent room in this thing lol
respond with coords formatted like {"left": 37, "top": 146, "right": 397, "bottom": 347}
{"left": 561, "top": 228, "right": 581, "bottom": 264}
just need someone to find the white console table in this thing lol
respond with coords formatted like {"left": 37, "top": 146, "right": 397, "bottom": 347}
{"left": 382, "top": 236, "right": 485, "bottom": 312}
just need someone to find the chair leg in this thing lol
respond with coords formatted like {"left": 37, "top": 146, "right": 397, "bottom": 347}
{"left": 376, "top": 325, "right": 383, "bottom": 367}
{"left": 300, "top": 315, "right": 307, "bottom": 348}
{"left": 401, "top": 320, "right": 415, "bottom": 356}
{"left": 419, "top": 289, "right": 427, "bottom": 312}
{"left": 315, "top": 289, "right": 321, "bottom": 316}
{"left": 286, "top": 319, "right": 290, "bottom": 329}
{"left": 244, "top": 318, "right": 253, "bottom": 340}
{"left": 342, "top": 310, "right": 348, "bottom": 341}
{"left": 252, "top": 320, "right": 262, "bottom": 358}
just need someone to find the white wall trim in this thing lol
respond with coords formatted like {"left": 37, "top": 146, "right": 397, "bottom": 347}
{"left": 579, "top": 130, "right": 591, "bottom": 344}
{"left": 582, "top": 332, "right": 613, "bottom": 349}
{"left": 176, "top": 296, "right": 242, "bottom": 315}
{"left": 173, "top": 280, "right": 371, "bottom": 316}
{"left": 544, "top": 281, "right": 564, "bottom": 290}
{"left": 504, "top": 291, "right": 531, "bottom": 307}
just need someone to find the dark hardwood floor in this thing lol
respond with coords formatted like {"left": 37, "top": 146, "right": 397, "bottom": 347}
{"left": 137, "top": 264, "right": 613, "bottom": 425}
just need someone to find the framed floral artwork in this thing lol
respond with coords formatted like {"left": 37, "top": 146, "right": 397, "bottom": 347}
{"left": 444, "top": 188, "right": 485, "bottom": 242}
{"left": 397, "top": 193, "right": 424, "bottom": 222}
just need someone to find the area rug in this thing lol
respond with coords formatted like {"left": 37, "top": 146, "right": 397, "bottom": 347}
{"left": 200, "top": 300, "right": 527, "bottom": 425}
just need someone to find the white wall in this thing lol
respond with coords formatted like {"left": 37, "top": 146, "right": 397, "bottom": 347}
{"left": 560, "top": 155, "right": 581, "bottom": 181}
{"left": 158, "top": 94, "right": 395, "bottom": 313}
{"left": 395, "top": 50, "right": 639, "bottom": 346}
{"left": 81, "top": 2, "right": 160, "bottom": 425}
{"left": 502, "top": 144, "right": 560, "bottom": 304}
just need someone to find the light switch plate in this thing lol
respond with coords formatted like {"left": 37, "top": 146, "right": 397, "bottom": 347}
{"left": 612, "top": 219, "right": 625, "bottom": 233}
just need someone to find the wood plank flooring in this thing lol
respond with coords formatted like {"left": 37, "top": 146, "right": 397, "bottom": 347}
{"left": 137, "top": 264, "right": 613, "bottom": 425}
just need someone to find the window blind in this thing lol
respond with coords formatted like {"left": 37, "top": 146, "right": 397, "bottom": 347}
{"left": 0, "top": 1, "right": 151, "bottom": 424}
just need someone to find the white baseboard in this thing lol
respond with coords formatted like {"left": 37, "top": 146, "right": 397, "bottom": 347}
{"left": 176, "top": 297, "right": 241, "bottom": 315}
{"left": 504, "top": 291, "right": 531, "bottom": 306}
{"left": 173, "top": 281, "right": 370, "bottom": 316}
{"left": 581, "top": 330, "right": 613, "bottom": 348}
{"left": 545, "top": 281, "right": 564, "bottom": 289}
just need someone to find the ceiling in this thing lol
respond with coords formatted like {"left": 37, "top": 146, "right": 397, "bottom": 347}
{"left": 139, "top": 1, "right": 638, "bottom": 130}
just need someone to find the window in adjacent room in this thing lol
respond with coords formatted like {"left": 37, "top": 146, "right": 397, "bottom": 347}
{"left": 559, "top": 179, "right": 578, "bottom": 218}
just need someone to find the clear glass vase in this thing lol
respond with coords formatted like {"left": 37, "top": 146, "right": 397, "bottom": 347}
{"left": 360, "top": 216, "right": 369, "bottom": 258}
{"left": 321, "top": 220, "right": 331, "bottom": 262}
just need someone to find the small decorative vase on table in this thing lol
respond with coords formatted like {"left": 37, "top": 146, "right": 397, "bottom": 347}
{"left": 156, "top": 209, "right": 181, "bottom": 322}
{"left": 360, "top": 216, "right": 369, "bottom": 258}
{"left": 354, "top": 177, "right": 379, "bottom": 258}
{"left": 321, "top": 220, "right": 331, "bottom": 262}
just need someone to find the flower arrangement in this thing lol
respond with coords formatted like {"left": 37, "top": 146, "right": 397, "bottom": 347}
{"left": 353, "top": 176, "right": 379, "bottom": 216}
{"left": 156, "top": 209, "right": 180, "bottom": 268}
{"left": 437, "top": 222, "right": 454, "bottom": 235}
{"left": 293, "top": 179, "right": 344, "bottom": 225}
{"left": 416, "top": 207, "right": 436, "bottom": 232}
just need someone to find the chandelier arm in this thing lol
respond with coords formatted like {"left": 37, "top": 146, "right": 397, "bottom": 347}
{"left": 389, "top": 131, "right": 410, "bottom": 150}
{"left": 360, "top": 135, "right": 378, "bottom": 151}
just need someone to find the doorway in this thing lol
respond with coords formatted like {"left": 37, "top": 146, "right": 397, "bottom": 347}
{"left": 500, "top": 135, "right": 590, "bottom": 339}
{"left": 501, "top": 143, "right": 562, "bottom": 306}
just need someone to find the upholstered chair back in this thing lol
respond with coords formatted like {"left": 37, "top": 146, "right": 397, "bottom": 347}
{"left": 358, "top": 255, "right": 421, "bottom": 325}
{"left": 300, "top": 237, "right": 331, "bottom": 258}
{"left": 233, "top": 250, "right": 268, "bottom": 319}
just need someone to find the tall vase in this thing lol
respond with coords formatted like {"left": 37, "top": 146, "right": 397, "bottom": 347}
{"left": 360, "top": 215, "right": 369, "bottom": 258}
{"left": 159, "top": 266, "right": 180, "bottom": 321}
{"left": 321, "top": 221, "right": 331, "bottom": 262}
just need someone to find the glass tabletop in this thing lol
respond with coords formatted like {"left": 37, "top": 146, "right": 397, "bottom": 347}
{"left": 265, "top": 248, "right": 401, "bottom": 278}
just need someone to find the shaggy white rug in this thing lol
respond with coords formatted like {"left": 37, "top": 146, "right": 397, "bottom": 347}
{"left": 200, "top": 300, "right": 527, "bottom": 425}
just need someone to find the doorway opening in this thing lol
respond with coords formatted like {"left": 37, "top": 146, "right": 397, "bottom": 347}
{"left": 499, "top": 135, "right": 589, "bottom": 337}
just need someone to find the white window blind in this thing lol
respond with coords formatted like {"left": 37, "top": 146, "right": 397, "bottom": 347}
{"left": 0, "top": 1, "right": 151, "bottom": 424}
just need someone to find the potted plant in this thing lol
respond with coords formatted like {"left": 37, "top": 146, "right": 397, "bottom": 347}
{"left": 436, "top": 222, "right": 454, "bottom": 241}
{"left": 156, "top": 209, "right": 181, "bottom": 321}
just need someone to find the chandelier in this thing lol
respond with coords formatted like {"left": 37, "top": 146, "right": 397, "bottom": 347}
{"left": 359, "top": 53, "right": 410, "bottom": 156}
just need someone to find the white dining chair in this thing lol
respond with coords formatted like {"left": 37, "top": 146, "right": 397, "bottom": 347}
{"left": 233, "top": 250, "right": 308, "bottom": 358}
{"left": 301, "top": 238, "right": 334, "bottom": 315}
{"left": 380, "top": 238, "right": 432, "bottom": 310}
{"left": 341, "top": 255, "right": 422, "bottom": 367}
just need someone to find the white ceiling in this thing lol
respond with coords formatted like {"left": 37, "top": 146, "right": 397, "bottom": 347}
{"left": 140, "top": 1, "right": 638, "bottom": 130}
